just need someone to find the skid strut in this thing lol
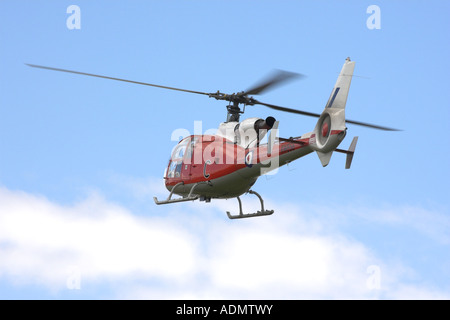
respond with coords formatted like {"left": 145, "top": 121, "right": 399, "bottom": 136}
{"left": 226, "top": 190, "right": 274, "bottom": 219}
{"left": 153, "top": 182, "right": 200, "bottom": 205}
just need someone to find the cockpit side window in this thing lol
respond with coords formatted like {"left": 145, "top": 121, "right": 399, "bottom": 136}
{"left": 167, "top": 137, "right": 190, "bottom": 178}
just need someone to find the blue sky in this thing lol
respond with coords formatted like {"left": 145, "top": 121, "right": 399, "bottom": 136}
{"left": 0, "top": 0, "right": 449, "bottom": 299}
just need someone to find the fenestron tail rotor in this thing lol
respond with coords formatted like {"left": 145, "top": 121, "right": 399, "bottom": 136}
{"left": 26, "top": 63, "right": 400, "bottom": 130}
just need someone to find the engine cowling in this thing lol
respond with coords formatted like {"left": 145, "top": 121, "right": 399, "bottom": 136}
{"left": 235, "top": 116, "right": 275, "bottom": 148}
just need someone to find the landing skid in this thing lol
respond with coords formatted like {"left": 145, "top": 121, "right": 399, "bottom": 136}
{"left": 153, "top": 182, "right": 200, "bottom": 205}
{"left": 154, "top": 184, "right": 273, "bottom": 220}
{"left": 226, "top": 190, "right": 274, "bottom": 219}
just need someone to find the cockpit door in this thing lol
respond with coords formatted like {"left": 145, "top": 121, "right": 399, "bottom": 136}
{"left": 181, "top": 137, "right": 197, "bottom": 180}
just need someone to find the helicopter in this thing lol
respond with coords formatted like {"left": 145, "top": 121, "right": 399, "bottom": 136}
{"left": 27, "top": 57, "right": 399, "bottom": 219}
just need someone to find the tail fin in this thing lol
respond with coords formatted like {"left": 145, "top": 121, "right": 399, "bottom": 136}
{"left": 310, "top": 57, "right": 356, "bottom": 166}
{"left": 335, "top": 136, "right": 359, "bottom": 169}
{"left": 324, "top": 57, "right": 356, "bottom": 110}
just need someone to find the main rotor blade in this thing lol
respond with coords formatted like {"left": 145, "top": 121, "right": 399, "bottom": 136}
{"left": 255, "top": 100, "right": 401, "bottom": 131}
{"left": 245, "top": 70, "right": 303, "bottom": 96}
{"left": 26, "top": 64, "right": 211, "bottom": 96}
{"left": 255, "top": 100, "right": 322, "bottom": 118}
{"left": 343, "top": 119, "right": 401, "bottom": 131}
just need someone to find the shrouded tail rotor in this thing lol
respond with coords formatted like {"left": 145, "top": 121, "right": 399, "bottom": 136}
{"left": 310, "top": 58, "right": 354, "bottom": 166}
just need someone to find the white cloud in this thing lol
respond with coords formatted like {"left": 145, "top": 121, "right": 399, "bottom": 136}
{"left": 385, "top": 284, "right": 450, "bottom": 300}
{"left": 360, "top": 205, "right": 450, "bottom": 245}
{"left": 107, "top": 174, "right": 168, "bottom": 200}
{"left": 0, "top": 187, "right": 197, "bottom": 289}
{"left": 0, "top": 186, "right": 449, "bottom": 299}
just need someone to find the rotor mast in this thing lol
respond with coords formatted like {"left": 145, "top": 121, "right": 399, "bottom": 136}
{"left": 226, "top": 101, "right": 243, "bottom": 122}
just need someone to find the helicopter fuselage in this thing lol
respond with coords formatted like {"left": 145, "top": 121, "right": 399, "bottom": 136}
{"left": 164, "top": 129, "right": 320, "bottom": 200}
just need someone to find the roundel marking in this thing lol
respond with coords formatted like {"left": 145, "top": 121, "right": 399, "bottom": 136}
{"left": 245, "top": 151, "right": 254, "bottom": 168}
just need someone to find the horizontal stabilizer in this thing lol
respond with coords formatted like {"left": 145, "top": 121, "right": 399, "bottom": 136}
{"left": 335, "top": 136, "right": 358, "bottom": 169}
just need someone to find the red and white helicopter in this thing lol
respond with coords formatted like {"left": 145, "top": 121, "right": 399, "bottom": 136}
{"left": 28, "top": 58, "right": 399, "bottom": 219}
